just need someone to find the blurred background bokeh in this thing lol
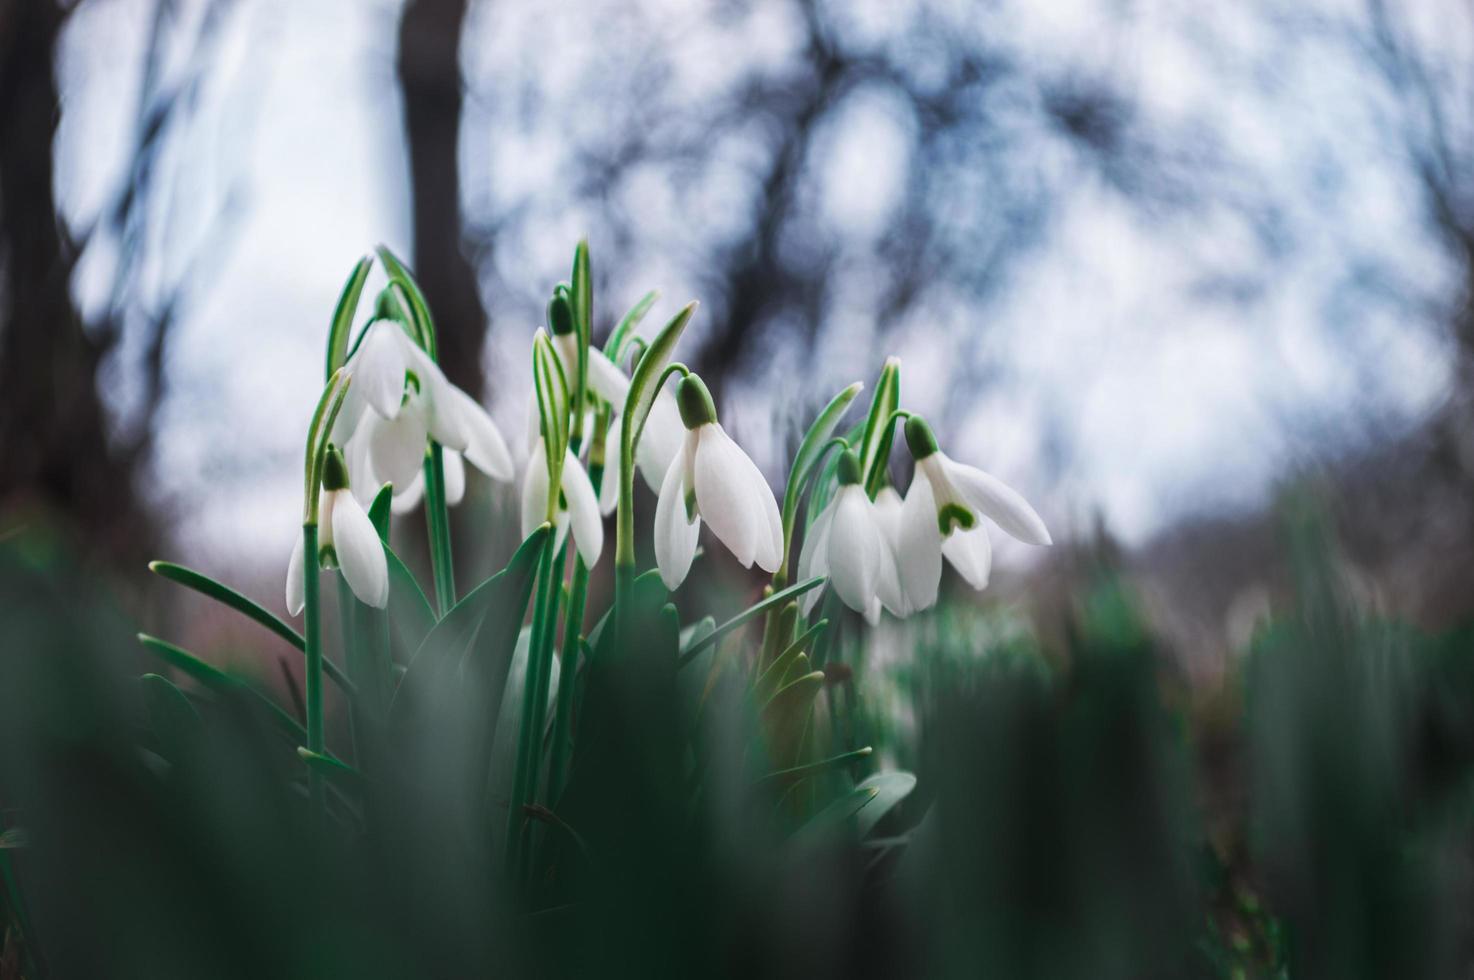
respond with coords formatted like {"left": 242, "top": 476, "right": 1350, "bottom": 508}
{"left": 7, "top": 0, "right": 1474, "bottom": 642}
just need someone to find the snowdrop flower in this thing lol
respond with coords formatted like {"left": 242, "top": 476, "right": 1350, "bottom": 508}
{"left": 549, "top": 296, "right": 630, "bottom": 408}
{"left": 653, "top": 374, "right": 783, "bottom": 589}
{"left": 896, "top": 415, "right": 1051, "bottom": 612}
{"left": 520, "top": 437, "right": 604, "bottom": 566}
{"left": 338, "top": 318, "right": 512, "bottom": 503}
{"left": 286, "top": 448, "right": 389, "bottom": 614}
{"left": 797, "top": 451, "right": 903, "bottom": 625}
{"left": 388, "top": 447, "right": 466, "bottom": 514}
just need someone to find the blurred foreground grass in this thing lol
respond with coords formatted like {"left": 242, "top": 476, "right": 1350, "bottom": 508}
{"left": 2, "top": 496, "right": 1473, "bottom": 979}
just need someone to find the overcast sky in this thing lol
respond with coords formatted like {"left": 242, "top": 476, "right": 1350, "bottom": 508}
{"left": 53, "top": 0, "right": 1456, "bottom": 587}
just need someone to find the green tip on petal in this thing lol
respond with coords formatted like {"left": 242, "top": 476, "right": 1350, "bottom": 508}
{"left": 676, "top": 374, "right": 718, "bottom": 430}
{"left": 549, "top": 291, "right": 575, "bottom": 336}
{"left": 321, "top": 447, "right": 350, "bottom": 492}
{"left": 904, "top": 415, "right": 939, "bottom": 460}
{"left": 836, "top": 450, "right": 863, "bottom": 487}
{"left": 938, "top": 502, "right": 976, "bottom": 535}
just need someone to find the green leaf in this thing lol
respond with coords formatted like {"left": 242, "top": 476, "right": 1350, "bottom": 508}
{"left": 761, "top": 669, "right": 825, "bottom": 770}
{"left": 385, "top": 540, "right": 436, "bottom": 653}
{"left": 755, "top": 619, "right": 828, "bottom": 704}
{"left": 624, "top": 302, "right": 695, "bottom": 449}
{"left": 858, "top": 358, "right": 900, "bottom": 489}
{"left": 296, "top": 747, "right": 365, "bottom": 788}
{"left": 302, "top": 369, "right": 351, "bottom": 515}
{"left": 388, "top": 524, "right": 549, "bottom": 731}
{"left": 678, "top": 615, "right": 716, "bottom": 652}
{"left": 853, "top": 771, "right": 917, "bottom": 839}
{"left": 137, "top": 633, "right": 305, "bottom": 743}
{"left": 368, "top": 483, "right": 393, "bottom": 539}
{"left": 141, "top": 672, "right": 202, "bottom": 762}
{"left": 147, "top": 561, "right": 354, "bottom": 696}
{"left": 375, "top": 244, "right": 437, "bottom": 359}
{"left": 678, "top": 576, "right": 826, "bottom": 666}
{"left": 779, "top": 382, "right": 863, "bottom": 555}
{"left": 604, "top": 289, "right": 658, "bottom": 365}
{"left": 572, "top": 239, "right": 592, "bottom": 350}
{"left": 325, "top": 255, "right": 372, "bottom": 380}
{"left": 760, "top": 746, "right": 872, "bottom": 784}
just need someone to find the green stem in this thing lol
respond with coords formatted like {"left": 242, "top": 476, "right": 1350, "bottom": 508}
{"left": 505, "top": 531, "right": 561, "bottom": 874}
{"left": 518, "top": 541, "right": 567, "bottom": 884}
{"left": 424, "top": 443, "right": 455, "bottom": 615}
{"left": 336, "top": 575, "right": 360, "bottom": 766}
{"left": 547, "top": 479, "right": 595, "bottom": 802}
{"left": 302, "top": 523, "right": 325, "bottom": 810}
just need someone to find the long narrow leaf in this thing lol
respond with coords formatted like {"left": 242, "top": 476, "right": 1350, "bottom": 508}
{"left": 147, "top": 561, "right": 354, "bottom": 695}
{"left": 137, "top": 633, "right": 305, "bottom": 742}
{"left": 325, "top": 255, "right": 372, "bottom": 380}
{"left": 678, "top": 577, "right": 825, "bottom": 666}
{"left": 780, "top": 383, "right": 863, "bottom": 546}
{"left": 604, "top": 289, "right": 658, "bottom": 365}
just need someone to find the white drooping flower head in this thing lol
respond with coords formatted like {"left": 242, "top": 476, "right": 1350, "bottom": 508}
{"left": 520, "top": 437, "right": 604, "bottom": 567}
{"left": 797, "top": 450, "right": 904, "bottom": 625}
{"left": 337, "top": 318, "right": 512, "bottom": 506}
{"left": 653, "top": 374, "right": 783, "bottom": 590}
{"left": 895, "top": 415, "right": 1051, "bottom": 613}
{"left": 286, "top": 447, "right": 389, "bottom": 615}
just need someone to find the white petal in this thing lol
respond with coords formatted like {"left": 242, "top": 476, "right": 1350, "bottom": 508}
{"left": 898, "top": 474, "right": 944, "bottom": 612}
{"left": 442, "top": 448, "right": 466, "bottom": 506}
{"left": 521, "top": 440, "right": 551, "bottom": 540}
{"left": 585, "top": 352, "right": 631, "bottom": 406}
{"left": 942, "top": 454, "right": 1051, "bottom": 546}
{"left": 448, "top": 386, "right": 514, "bottom": 481}
{"left": 796, "top": 501, "right": 836, "bottom": 615}
{"left": 942, "top": 525, "right": 992, "bottom": 591}
{"left": 653, "top": 449, "right": 701, "bottom": 589}
{"left": 561, "top": 450, "right": 604, "bottom": 566}
{"left": 635, "top": 390, "right": 684, "bottom": 494}
{"left": 355, "top": 321, "right": 409, "bottom": 420}
{"left": 402, "top": 342, "right": 468, "bottom": 451}
{"left": 391, "top": 471, "right": 425, "bottom": 514}
{"left": 286, "top": 531, "right": 306, "bottom": 616}
{"left": 692, "top": 425, "right": 771, "bottom": 570}
{"left": 364, "top": 406, "right": 428, "bottom": 492}
{"left": 329, "top": 383, "right": 367, "bottom": 447}
{"left": 826, "top": 486, "right": 883, "bottom": 618}
{"left": 345, "top": 428, "right": 382, "bottom": 507}
{"left": 872, "top": 485, "right": 909, "bottom": 617}
{"left": 330, "top": 489, "right": 389, "bottom": 609}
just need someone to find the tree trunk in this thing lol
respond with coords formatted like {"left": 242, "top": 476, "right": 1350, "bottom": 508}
{"left": 0, "top": 0, "right": 153, "bottom": 563}
{"left": 396, "top": 0, "right": 488, "bottom": 398}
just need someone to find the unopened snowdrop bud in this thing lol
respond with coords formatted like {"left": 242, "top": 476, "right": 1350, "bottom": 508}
{"left": 896, "top": 413, "right": 1050, "bottom": 612}
{"left": 653, "top": 374, "right": 783, "bottom": 589}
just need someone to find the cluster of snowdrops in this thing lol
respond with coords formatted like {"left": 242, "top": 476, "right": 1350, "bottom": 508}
{"left": 287, "top": 248, "right": 1052, "bottom": 635}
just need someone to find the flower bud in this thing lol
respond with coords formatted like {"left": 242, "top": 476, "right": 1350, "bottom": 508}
{"left": 549, "top": 291, "right": 576, "bottom": 336}
{"left": 321, "top": 446, "right": 351, "bottom": 492}
{"left": 676, "top": 374, "right": 717, "bottom": 430}
{"left": 904, "top": 415, "right": 939, "bottom": 460}
{"left": 837, "top": 449, "right": 863, "bottom": 487}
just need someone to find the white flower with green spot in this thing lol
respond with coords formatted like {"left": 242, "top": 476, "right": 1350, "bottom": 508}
{"left": 337, "top": 318, "right": 513, "bottom": 503}
{"left": 286, "top": 448, "right": 388, "bottom": 614}
{"left": 896, "top": 415, "right": 1051, "bottom": 612}
{"left": 798, "top": 450, "right": 904, "bottom": 624}
{"left": 653, "top": 375, "right": 782, "bottom": 589}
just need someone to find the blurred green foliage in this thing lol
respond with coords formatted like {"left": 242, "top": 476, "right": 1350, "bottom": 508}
{"left": 3, "top": 494, "right": 1474, "bottom": 977}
